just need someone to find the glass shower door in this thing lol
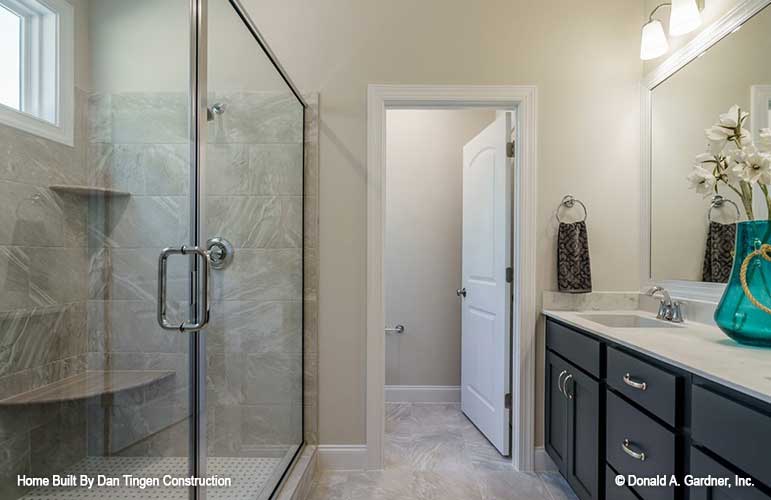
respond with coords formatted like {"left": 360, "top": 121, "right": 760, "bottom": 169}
{"left": 201, "top": 1, "right": 305, "bottom": 499}
{"left": 0, "top": 0, "right": 197, "bottom": 498}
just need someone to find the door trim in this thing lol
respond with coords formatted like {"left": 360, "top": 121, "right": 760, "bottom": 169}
{"left": 365, "top": 84, "right": 539, "bottom": 471}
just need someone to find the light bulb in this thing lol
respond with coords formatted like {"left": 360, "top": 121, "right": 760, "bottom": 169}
{"left": 669, "top": 0, "right": 702, "bottom": 36}
{"left": 640, "top": 20, "right": 669, "bottom": 60}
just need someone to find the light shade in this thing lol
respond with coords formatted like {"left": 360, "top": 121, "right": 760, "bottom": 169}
{"left": 669, "top": 0, "right": 702, "bottom": 36}
{"left": 640, "top": 20, "right": 669, "bottom": 60}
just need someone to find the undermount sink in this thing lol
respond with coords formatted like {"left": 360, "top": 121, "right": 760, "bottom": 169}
{"left": 578, "top": 313, "right": 681, "bottom": 328}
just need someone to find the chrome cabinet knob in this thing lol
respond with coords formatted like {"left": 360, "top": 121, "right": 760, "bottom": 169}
{"left": 456, "top": 288, "right": 467, "bottom": 298}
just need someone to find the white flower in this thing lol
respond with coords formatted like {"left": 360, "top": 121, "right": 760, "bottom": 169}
{"left": 705, "top": 125, "right": 730, "bottom": 143}
{"left": 719, "top": 104, "right": 749, "bottom": 129}
{"left": 737, "top": 150, "right": 771, "bottom": 185}
{"left": 687, "top": 165, "right": 717, "bottom": 195}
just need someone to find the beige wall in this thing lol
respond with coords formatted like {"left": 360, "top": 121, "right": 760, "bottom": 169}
{"left": 384, "top": 109, "right": 497, "bottom": 387}
{"left": 651, "top": 5, "right": 771, "bottom": 282}
{"left": 239, "top": 0, "right": 646, "bottom": 446}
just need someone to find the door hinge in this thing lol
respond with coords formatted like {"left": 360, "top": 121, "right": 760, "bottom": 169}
{"left": 506, "top": 141, "right": 515, "bottom": 158}
{"left": 506, "top": 267, "right": 513, "bottom": 283}
{"left": 504, "top": 393, "right": 512, "bottom": 409}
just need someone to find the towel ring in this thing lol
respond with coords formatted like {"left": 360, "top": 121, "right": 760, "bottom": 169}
{"left": 707, "top": 195, "right": 740, "bottom": 223}
{"left": 556, "top": 195, "right": 588, "bottom": 223}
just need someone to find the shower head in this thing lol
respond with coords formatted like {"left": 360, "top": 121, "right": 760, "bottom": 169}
{"left": 207, "top": 103, "right": 227, "bottom": 121}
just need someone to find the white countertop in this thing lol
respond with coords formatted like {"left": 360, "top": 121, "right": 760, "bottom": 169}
{"left": 543, "top": 309, "right": 771, "bottom": 405}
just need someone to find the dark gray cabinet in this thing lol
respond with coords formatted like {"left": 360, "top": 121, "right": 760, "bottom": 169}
{"left": 545, "top": 317, "right": 771, "bottom": 500}
{"left": 545, "top": 328, "right": 600, "bottom": 500}
{"left": 565, "top": 365, "right": 600, "bottom": 500}
{"left": 546, "top": 351, "right": 569, "bottom": 474}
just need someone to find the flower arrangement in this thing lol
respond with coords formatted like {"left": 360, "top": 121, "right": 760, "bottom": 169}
{"left": 687, "top": 105, "right": 771, "bottom": 220}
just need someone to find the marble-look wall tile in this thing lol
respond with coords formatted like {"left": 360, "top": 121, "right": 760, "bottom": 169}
{"left": 0, "top": 433, "right": 31, "bottom": 500}
{"left": 88, "top": 247, "right": 187, "bottom": 302}
{"left": 111, "top": 93, "right": 188, "bottom": 144}
{"left": 212, "top": 249, "right": 301, "bottom": 302}
{"left": 210, "top": 404, "right": 299, "bottom": 454}
{"left": 207, "top": 144, "right": 303, "bottom": 196}
{"left": 27, "top": 247, "right": 88, "bottom": 306}
{"left": 92, "top": 301, "right": 187, "bottom": 354}
{"left": 244, "top": 353, "right": 302, "bottom": 404}
{"left": 0, "top": 183, "right": 86, "bottom": 248}
{"left": 88, "top": 94, "right": 112, "bottom": 144}
{"left": 0, "top": 123, "right": 83, "bottom": 187}
{"left": 205, "top": 196, "right": 302, "bottom": 249}
{"left": 88, "top": 196, "right": 189, "bottom": 248}
{"left": 0, "top": 246, "right": 31, "bottom": 312}
{"left": 209, "top": 92, "right": 303, "bottom": 144}
{"left": 29, "top": 401, "right": 86, "bottom": 477}
{"left": 206, "top": 300, "right": 302, "bottom": 355}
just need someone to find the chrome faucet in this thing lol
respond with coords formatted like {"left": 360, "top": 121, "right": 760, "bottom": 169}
{"left": 646, "top": 286, "right": 684, "bottom": 323}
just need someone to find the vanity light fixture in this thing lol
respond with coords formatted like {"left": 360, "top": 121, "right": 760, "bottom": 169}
{"left": 640, "top": 0, "right": 702, "bottom": 60}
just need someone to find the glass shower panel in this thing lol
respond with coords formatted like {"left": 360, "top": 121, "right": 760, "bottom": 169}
{"left": 0, "top": 0, "right": 195, "bottom": 498}
{"left": 205, "top": 1, "right": 305, "bottom": 498}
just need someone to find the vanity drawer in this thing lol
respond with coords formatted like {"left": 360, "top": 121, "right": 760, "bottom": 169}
{"left": 607, "top": 346, "right": 678, "bottom": 426}
{"left": 546, "top": 320, "right": 600, "bottom": 378}
{"left": 606, "top": 390, "right": 675, "bottom": 500}
{"left": 692, "top": 385, "right": 771, "bottom": 489}
{"left": 605, "top": 465, "right": 641, "bottom": 500}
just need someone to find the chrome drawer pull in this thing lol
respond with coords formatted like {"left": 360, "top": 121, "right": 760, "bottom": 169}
{"left": 623, "top": 373, "right": 647, "bottom": 391}
{"left": 622, "top": 439, "right": 646, "bottom": 461}
{"left": 557, "top": 370, "right": 568, "bottom": 396}
{"left": 563, "top": 374, "right": 573, "bottom": 399}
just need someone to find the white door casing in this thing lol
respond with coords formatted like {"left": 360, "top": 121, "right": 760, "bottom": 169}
{"left": 460, "top": 114, "right": 512, "bottom": 455}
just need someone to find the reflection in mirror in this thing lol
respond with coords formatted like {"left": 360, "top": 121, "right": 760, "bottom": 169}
{"left": 650, "top": 4, "right": 771, "bottom": 284}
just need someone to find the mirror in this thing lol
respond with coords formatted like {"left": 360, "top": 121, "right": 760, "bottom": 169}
{"left": 649, "top": 3, "right": 771, "bottom": 286}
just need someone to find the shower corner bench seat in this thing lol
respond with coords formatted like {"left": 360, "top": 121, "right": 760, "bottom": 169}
{"left": 0, "top": 370, "right": 175, "bottom": 406}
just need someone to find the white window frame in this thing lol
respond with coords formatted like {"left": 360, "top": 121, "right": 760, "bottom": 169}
{"left": 0, "top": 0, "right": 73, "bottom": 146}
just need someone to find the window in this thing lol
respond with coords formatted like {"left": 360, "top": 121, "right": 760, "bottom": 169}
{"left": 0, "top": 0, "right": 73, "bottom": 145}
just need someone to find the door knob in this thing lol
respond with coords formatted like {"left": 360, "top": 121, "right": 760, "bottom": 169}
{"left": 456, "top": 288, "right": 467, "bottom": 297}
{"left": 385, "top": 325, "right": 405, "bottom": 334}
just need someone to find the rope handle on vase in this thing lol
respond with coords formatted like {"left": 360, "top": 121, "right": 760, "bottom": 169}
{"left": 740, "top": 243, "right": 771, "bottom": 315}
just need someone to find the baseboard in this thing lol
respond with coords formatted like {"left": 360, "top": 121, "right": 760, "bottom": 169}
{"left": 317, "top": 445, "right": 368, "bottom": 471}
{"left": 535, "top": 446, "right": 557, "bottom": 472}
{"left": 385, "top": 385, "right": 461, "bottom": 403}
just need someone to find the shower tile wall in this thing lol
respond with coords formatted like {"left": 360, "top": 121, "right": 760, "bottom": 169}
{"left": 85, "top": 91, "right": 191, "bottom": 458}
{"left": 205, "top": 91, "right": 305, "bottom": 457}
{"left": 303, "top": 94, "right": 319, "bottom": 446}
{"left": 0, "top": 89, "right": 91, "bottom": 499}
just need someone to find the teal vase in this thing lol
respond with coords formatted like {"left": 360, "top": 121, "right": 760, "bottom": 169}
{"left": 714, "top": 220, "right": 771, "bottom": 347}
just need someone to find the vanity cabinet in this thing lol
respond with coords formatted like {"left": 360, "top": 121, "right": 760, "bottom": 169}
{"left": 545, "top": 326, "right": 600, "bottom": 500}
{"left": 544, "top": 317, "right": 771, "bottom": 500}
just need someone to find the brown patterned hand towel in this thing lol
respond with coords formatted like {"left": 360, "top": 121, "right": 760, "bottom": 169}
{"left": 702, "top": 221, "right": 736, "bottom": 283}
{"left": 557, "top": 221, "right": 592, "bottom": 293}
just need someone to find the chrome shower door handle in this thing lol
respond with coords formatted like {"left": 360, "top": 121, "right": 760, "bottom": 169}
{"left": 158, "top": 246, "right": 212, "bottom": 332}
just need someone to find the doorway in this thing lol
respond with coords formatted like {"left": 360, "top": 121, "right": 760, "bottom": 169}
{"left": 384, "top": 108, "right": 512, "bottom": 458}
{"left": 366, "top": 85, "right": 539, "bottom": 472}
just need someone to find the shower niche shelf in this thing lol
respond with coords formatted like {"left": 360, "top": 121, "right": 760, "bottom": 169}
{"left": 0, "top": 370, "right": 174, "bottom": 406}
{"left": 49, "top": 185, "right": 131, "bottom": 198}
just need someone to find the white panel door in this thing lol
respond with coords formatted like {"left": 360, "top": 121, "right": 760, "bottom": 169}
{"left": 460, "top": 113, "right": 512, "bottom": 456}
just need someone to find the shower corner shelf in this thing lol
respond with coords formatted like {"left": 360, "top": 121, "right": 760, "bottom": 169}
{"left": 49, "top": 185, "right": 131, "bottom": 198}
{"left": 0, "top": 370, "right": 175, "bottom": 406}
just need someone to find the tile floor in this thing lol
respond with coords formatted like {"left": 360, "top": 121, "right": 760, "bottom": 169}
{"left": 308, "top": 403, "right": 579, "bottom": 500}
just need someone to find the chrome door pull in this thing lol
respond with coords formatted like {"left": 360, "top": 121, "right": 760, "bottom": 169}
{"left": 158, "top": 246, "right": 211, "bottom": 332}
{"left": 557, "top": 370, "right": 568, "bottom": 397}
{"left": 623, "top": 373, "right": 647, "bottom": 391}
{"left": 563, "top": 374, "right": 573, "bottom": 399}
{"left": 622, "top": 439, "right": 646, "bottom": 461}
{"left": 456, "top": 288, "right": 467, "bottom": 297}
{"left": 385, "top": 325, "right": 405, "bottom": 334}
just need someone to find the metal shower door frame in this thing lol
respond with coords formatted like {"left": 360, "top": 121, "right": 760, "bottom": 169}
{"left": 188, "top": 0, "right": 308, "bottom": 498}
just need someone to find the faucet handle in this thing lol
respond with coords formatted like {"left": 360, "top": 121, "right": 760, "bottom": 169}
{"left": 671, "top": 302, "right": 685, "bottom": 323}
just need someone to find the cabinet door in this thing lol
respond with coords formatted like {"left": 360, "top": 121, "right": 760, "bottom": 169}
{"left": 545, "top": 351, "right": 569, "bottom": 474}
{"left": 691, "top": 448, "right": 770, "bottom": 500}
{"left": 566, "top": 365, "right": 600, "bottom": 500}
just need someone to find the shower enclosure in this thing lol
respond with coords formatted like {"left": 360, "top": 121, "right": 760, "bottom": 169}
{"left": 0, "top": 0, "right": 310, "bottom": 498}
